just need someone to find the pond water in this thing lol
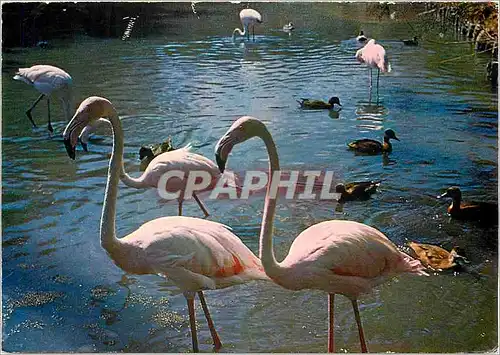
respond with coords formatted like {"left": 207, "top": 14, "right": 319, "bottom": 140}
{"left": 2, "top": 3, "right": 497, "bottom": 353}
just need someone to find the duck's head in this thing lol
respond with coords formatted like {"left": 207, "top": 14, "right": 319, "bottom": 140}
{"left": 384, "top": 129, "right": 400, "bottom": 141}
{"left": 328, "top": 97, "right": 342, "bottom": 107}
{"left": 438, "top": 186, "right": 462, "bottom": 200}
{"left": 359, "top": 30, "right": 364, "bottom": 35}
{"left": 413, "top": 36, "right": 419, "bottom": 41}
{"left": 335, "top": 183, "right": 346, "bottom": 193}
{"left": 215, "top": 116, "right": 267, "bottom": 173}
{"left": 139, "top": 146, "right": 155, "bottom": 161}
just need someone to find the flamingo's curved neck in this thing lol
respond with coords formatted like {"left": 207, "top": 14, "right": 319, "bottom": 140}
{"left": 259, "top": 126, "right": 285, "bottom": 277}
{"left": 232, "top": 26, "right": 247, "bottom": 38}
{"left": 100, "top": 111, "right": 124, "bottom": 252}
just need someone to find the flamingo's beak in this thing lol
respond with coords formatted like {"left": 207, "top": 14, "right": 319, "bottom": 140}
{"left": 214, "top": 134, "right": 234, "bottom": 173}
{"left": 215, "top": 154, "right": 226, "bottom": 173}
{"left": 64, "top": 138, "right": 76, "bottom": 160}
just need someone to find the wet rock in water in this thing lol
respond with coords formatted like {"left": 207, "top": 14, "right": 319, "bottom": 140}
{"left": 139, "top": 137, "right": 176, "bottom": 171}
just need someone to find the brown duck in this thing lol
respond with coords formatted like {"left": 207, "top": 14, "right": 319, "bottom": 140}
{"left": 408, "top": 242, "right": 467, "bottom": 270}
{"left": 348, "top": 129, "right": 399, "bottom": 155}
{"left": 438, "top": 187, "right": 498, "bottom": 224}
{"left": 335, "top": 180, "right": 381, "bottom": 202}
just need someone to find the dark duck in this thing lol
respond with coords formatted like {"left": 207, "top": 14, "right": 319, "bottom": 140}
{"left": 402, "top": 36, "right": 419, "bottom": 46}
{"left": 335, "top": 180, "right": 381, "bottom": 202}
{"left": 348, "top": 129, "right": 400, "bottom": 155}
{"left": 438, "top": 186, "right": 498, "bottom": 225}
{"left": 356, "top": 31, "right": 368, "bottom": 42}
{"left": 297, "top": 96, "right": 341, "bottom": 110}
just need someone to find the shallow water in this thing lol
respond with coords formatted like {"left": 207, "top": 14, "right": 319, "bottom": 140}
{"left": 2, "top": 3, "right": 498, "bottom": 353}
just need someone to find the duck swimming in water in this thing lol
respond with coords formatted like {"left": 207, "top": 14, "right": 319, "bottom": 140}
{"left": 283, "top": 22, "right": 295, "bottom": 31}
{"left": 297, "top": 96, "right": 342, "bottom": 110}
{"left": 402, "top": 36, "right": 419, "bottom": 46}
{"left": 437, "top": 186, "right": 498, "bottom": 225}
{"left": 139, "top": 137, "right": 175, "bottom": 171}
{"left": 348, "top": 129, "right": 399, "bottom": 155}
{"left": 408, "top": 242, "right": 468, "bottom": 271}
{"left": 335, "top": 180, "right": 381, "bottom": 202}
{"left": 356, "top": 31, "right": 368, "bottom": 42}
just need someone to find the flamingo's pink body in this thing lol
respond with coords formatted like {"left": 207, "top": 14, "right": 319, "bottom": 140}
{"left": 215, "top": 116, "right": 427, "bottom": 352}
{"left": 13, "top": 64, "right": 73, "bottom": 132}
{"left": 355, "top": 39, "right": 391, "bottom": 102}
{"left": 233, "top": 8, "right": 262, "bottom": 40}
{"left": 269, "top": 220, "right": 425, "bottom": 297}
{"left": 77, "top": 119, "right": 233, "bottom": 217}
{"left": 355, "top": 39, "right": 390, "bottom": 72}
{"left": 63, "top": 97, "right": 267, "bottom": 352}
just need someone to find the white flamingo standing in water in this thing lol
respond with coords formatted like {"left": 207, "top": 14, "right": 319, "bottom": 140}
{"left": 71, "top": 113, "right": 237, "bottom": 218}
{"left": 63, "top": 97, "right": 268, "bottom": 352}
{"left": 215, "top": 116, "right": 428, "bottom": 353}
{"left": 355, "top": 39, "right": 391, "bottom": 103}
{"left": 13, "top": 65, "right": 73, "bottom": 133}
{"left": 233, "top": 8, "right": 262, "bottom": 41}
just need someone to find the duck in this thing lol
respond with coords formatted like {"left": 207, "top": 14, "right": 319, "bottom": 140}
{"left": 348, "top": 129, "right": 400, "bottom": 155}
{"left": 402, "top": 36, "right": 419, "bottom": 46}
{"left": 437, "top": 186, "right": 498, "bottom": 224}
{"left": 356, "top": 31, "right": 368, "bottom": 42}
{"left": 297, "top": 96, "right": 342, "bottom": 110}
{"left": 335, "top": 180, "right": 381, "bottom": 202}
{"left": 408, "top": 242, "right": 468, "bottom": 271}
{"left": 283, "top": 22, "right": 295, "bottom": 31}
{"left": 139, "top": 137, "right": 176, "bottom": 171}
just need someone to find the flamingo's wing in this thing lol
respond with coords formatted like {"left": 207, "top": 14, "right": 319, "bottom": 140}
{"left": 126, "top": 216, "right": 265, "bottom": 290}
{"left": 14, "top": 65, "right": 72, "bottom": 92}
{"left": 284, "top": 220, "right": 423, "bottom": 279}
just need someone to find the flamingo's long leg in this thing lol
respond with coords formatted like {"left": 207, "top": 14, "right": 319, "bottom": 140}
{"left": 351, "top": 299, "right": 368, "bottom": 353}
{"left": 252, "top": 25, "right": 255, "bottom": 41}
{"left": 328, "top": 293, "right": 335, "bottom": 353}
{"left": 376, "top": 69, "right": 380, "bottom": 105}
{"left": 368, "top": 68, "right": 373, "bottom": 103}
{"left": 26, "top": 93, "right": 45, "bottom": 128}
{"left": 47, "top": 97, "right": 54, "bottom": 134}
{"left": 178, "top": 199, "right": 183, "bottom": 216}
{"left": 193, "top": 192, "right": 210, "bottom": 218}
{"left": 197, "top": 291, "right": 222, "bottom": 350}
{"left": 185, "top": 293, "right": 199, "bottom": 352}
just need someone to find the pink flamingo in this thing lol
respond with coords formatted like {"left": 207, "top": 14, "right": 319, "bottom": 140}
{"left": 13, "top": 65, "right": 73, "bottom": 133}
{"left": 215, "top": 116, "right": 428, "bottom": 353}
{"left": 355, "top": 39, "right": 391, "bottom": 102}
{"left": 62, "top": 97, "right": 268, "bottom": 352}
{"left": 74, "top": 117, "right": 232, "bottom": 217}
{"left": 233, "top": 8, "right": 262, "bottom": 41}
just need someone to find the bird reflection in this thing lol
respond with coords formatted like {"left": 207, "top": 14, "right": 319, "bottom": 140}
{"left": 329, "top": 109, "right": 342, "bottom": 119}
{"left": 355, "top": 100, "right": 388, "bottom": 117}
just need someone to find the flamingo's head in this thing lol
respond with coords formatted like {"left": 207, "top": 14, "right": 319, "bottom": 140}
{"left": 215, "top": 116, "right": 267, "bottom": 173}
{"left": 63, "top": 96, "right": 114, "bottom": 160}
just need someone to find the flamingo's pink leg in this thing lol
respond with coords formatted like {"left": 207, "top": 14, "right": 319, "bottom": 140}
{"left": 328, "top": 293, "right": 335, "bottom": 353}
{"left": 198, "top": 291, "right": 222, "bottom": 351}
{"left": 193, "top": 192, "right": 210, "bottom": 218}
{"left": 185, "top": 293, "right": 199, "bottom": 352}
{"left": 351, "top": 299, "right": 368, "bottom": 353}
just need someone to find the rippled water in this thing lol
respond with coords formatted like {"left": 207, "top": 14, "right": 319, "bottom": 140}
{"left": 2, "top": 3, "right": 498, "bottom": 353}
